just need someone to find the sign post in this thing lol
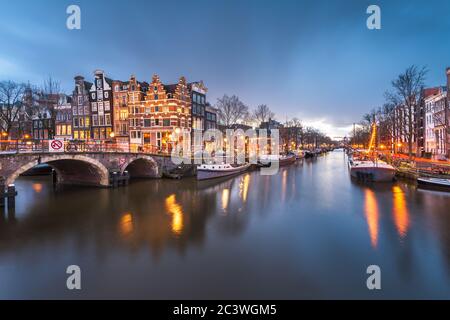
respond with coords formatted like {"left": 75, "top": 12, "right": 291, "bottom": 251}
{"left": 49, "top": 139, "right": 64, "bottom": 153}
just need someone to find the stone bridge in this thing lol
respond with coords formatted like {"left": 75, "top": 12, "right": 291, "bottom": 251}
{"left": 0, "top": 152, "right": 179, "bottom": 187}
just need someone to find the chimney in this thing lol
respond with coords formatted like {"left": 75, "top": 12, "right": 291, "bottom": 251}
{"left": 74, "top": 75, "right": 84, "bottom": 84}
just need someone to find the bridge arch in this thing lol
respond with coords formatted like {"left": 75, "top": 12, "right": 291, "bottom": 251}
{"left": 121, "top": 155, "right": 159, "bottom": 178}
{"left": 5, "top": 154, "right": 110, "bottom": 187}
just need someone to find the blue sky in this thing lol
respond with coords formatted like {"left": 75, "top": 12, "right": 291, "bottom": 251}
{"left": 1, "top": 0, "right": 450, "bottom": 137}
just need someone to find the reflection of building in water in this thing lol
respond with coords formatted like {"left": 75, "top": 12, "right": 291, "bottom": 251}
{"left": 392, "top": 186, "right": 409, "bottom": 238}
{"left": 221, "top": 189, "right": 230, "bottom": 212}
{"left": 119, "top": 212, "right": 134, "bottom": 237}
{"left": 239, "top": 174, "right": 250, "bottom": 203}
{"left": 364, "top": 189, "right": 379, "bottom": 248}
{"left": 165, "top": 194, "right": 184, "bottom": 236}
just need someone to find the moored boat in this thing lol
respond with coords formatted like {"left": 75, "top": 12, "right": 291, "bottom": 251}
{"left": 303, "top": 150, "right": 315, "bottom": 159}
{"left": 348, "top": 160, "right": 396, "bottom": 182}
{"left": 417, "top": 177, "right": 450, "bottom": 191}
{"left": 258, "top": 154, "right": 296, "bottom": 167}
{"left": 292, "top": 150, "right": 304, "bottom": 160}
{"left": 197, "top": 163, "right": 251, "bottom": 181}
{"left": 348, "top": 121, "right": 396, "bottom": 182}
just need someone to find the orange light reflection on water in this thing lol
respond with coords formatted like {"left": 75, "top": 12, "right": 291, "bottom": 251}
{"left": 392, "top": 185, "right": 409, "bottom": 238}
{"left": 32, "top": 183, "right": 43, "bottom": 193}
{"left": 221, "top": 188, "right": 230, "bottom": 212}
{"left": 165, "top": 194, "right": 184, "bottom": 236}
{"left": 119, "top": 212, "right": 134, "bottom": 237}
{"left": 364, "top": 189, "right": 379, "bottom": 248}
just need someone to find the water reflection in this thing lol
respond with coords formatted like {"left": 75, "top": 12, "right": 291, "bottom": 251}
{"left": 32, "top": 183, "right": 43, "bottom": 193}
{"left": 239, "top": 174, "right": 250, "bottom": 203}
{"left": 364, "top": 188, "right": 379, "bottom": 248}
{"left": 392, "top": 186, "right": 410, "bottom": 238}
{"left": 221, "top": 188, "right": 230, "bottom": 213}
{"left": 165, "top": 194, "right": 184, "bottom": 236}
{"left": 2, "top": 151, "right": 450, "bottom": 299}
{"left": 281, "top": 169, "right": 287, "bottom": 203}
{"left": 119, "top": 212, "right": 134, "bottom": 237}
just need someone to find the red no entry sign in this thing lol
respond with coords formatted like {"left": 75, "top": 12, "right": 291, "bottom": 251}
{"left": 49, "top": 139, "right": 64, "bottom": 152}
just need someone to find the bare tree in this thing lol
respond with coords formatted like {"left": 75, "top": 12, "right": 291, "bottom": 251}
{"left": 252, "top": 104, "right": 275, "bottom": 126}
{"left": 215, "top": 94, "right": 249, "bottom": 127}
{"left": 38, "top": 76, "right": 62, "bottom": 138}
{"left": 390, "top": 65, "right": 427, "bottom": 159}
{"left": 0, "top": 80, "right": 27, "bottom": 137}
{"left": 283, "top": 117, "right": 303, "bottom": 149}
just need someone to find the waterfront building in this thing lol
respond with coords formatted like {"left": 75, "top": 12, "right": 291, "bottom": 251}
{"left": 189, "top": 81, "right": 207, "bottom": 132}
{"left": 31, "top": 92, "right": 59, "bottom": 140}
{"left": 32, "top": 110, "right": 52, "bottom": 140}
{"left": 72, "top": 76, "right": 92, "bottom": 140}
{"left": 90, "top": 70, "right": 113, "bottom": 140}
{"left": 205, "top": 103, "right": 218, "bottom": 130}
{"left": 446, "top": 68, "right": 450, "bottom": 157}
{"left": 127, "top": 75, "right": 149, "bottom": 151}
{"left": 425, "top": 92, "right": 438, "bottom": 155}
{"left": 137, "top": 75, "right": 191, "bottom": 153}
{"left": 432, "top": 87, "right": 448, "bottom": 157}
{"left": 54, "top": 94, "right": 73, "bottom": 140}
{"left": 112, "top": 79, "right": 129, "bottom": 144}
{"left": 189, "top": 81, "right": 207, "bottom": 151}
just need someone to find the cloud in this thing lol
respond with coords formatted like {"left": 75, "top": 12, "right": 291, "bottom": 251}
{"left": 302, "top": 118, "right": 354, "bottom": 139}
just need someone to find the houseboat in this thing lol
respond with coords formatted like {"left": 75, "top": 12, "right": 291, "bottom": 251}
{"left": 197, "top": 163, "right": 251, "bottom": 181}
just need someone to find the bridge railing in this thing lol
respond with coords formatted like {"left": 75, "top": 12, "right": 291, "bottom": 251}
{"left": 0, "top": 139, "right": 165, "bottom": 155}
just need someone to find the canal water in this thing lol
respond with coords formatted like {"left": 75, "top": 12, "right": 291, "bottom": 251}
{"left": 1, "top": 150, "right": 450, "bottom": 299}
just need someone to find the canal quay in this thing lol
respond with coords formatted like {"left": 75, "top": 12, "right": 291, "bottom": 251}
{"left": 0, "top": 149, "right": 449, "bottom": 299}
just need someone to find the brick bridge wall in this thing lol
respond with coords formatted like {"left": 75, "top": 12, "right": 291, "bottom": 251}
{"left": 0, "top": 153, "right": 179, "bottom": 187}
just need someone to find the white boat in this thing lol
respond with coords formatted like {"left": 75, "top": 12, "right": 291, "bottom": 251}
{"left": 197, "top": 163, "right": 251, "bottom": 181}
{"left": 348, "top": 159, "right": 396, "bottom": 182}
{"left": 417, "top": 177, "right": 450, "bottom": 191}
{"left": 348, "top": 122, "right": 396, "bottom": 182}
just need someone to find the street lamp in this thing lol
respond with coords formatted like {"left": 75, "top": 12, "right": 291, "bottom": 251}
{"left": 109, "top": 132, "right": 115, "bottom": 138}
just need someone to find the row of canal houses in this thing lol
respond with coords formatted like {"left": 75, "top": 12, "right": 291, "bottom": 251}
{"left": 390, "top": 67, "right": 450, "bottom": 158}
{"left": 45, "top": 70, "right": 218, "bottom": 153}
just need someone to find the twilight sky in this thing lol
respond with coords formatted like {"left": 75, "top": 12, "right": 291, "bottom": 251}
{"left": 1, "top": 0, "right": 450, "bottom": 138}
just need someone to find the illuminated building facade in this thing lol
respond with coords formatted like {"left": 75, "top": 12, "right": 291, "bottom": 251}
{"left": 89, "top": 70, "right": 113, "bottom": 140}
{"left": 55, "top": 94, "right": 73, "bottom": 140}
{"left": 72, "top": 75, "right": 92, "bottom": 140}
{"left": 138, "top": 75, "right": 191, "bottom": 153}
